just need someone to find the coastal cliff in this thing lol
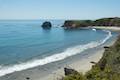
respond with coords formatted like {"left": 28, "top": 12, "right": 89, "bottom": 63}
{"left": 61, "top": 35, "right": 120, "bottom": 80}
{"left": 62, "top": 17, "right": 120, "bottom": 29}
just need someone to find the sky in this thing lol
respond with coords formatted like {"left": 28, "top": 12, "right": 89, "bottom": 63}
{"left": 0, "top": 0, "right": 120, "bottom": 20}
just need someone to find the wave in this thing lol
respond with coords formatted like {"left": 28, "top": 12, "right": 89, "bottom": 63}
{"left": 0, "top": 30, "right": 112, "bottom": 77}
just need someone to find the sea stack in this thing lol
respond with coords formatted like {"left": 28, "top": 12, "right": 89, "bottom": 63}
{"left": 41, "top": 21, "right": 52, "bottom": 29}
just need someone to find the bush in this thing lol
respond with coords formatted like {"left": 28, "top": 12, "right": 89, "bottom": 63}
{"left": 63, "top": 73, "right": 87, "bottom": 80}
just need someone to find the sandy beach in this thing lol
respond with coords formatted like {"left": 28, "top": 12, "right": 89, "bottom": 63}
{"left": 93, "top": 26, "right": 120, "bottom": 31}
{"left": 0, "top": 48, "right": 105, "bottom": 80}
{"left": 41, "top": 48, "right": 104, "bottom": 80}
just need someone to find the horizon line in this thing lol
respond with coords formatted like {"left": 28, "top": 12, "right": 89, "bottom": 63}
{"left": 0, "top": 16, "right": 119, "bottom": 21}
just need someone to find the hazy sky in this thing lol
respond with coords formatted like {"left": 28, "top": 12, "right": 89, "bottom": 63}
{"left": 0, "top": 0, "right": 120, "bottom": 20}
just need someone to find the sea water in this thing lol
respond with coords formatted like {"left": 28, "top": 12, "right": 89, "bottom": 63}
{"left": 0, "top": 20, "right": 118, "bottom": 76}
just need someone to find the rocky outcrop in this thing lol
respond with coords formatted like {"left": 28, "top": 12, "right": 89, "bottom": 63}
{"left": 62, "top": 21, "right": 77, "bottom": 29}
{"left": 104, "top": 46, "right": 110, "bottom": 49}
{"left": 64, "top": 67, "right": 79, "bottom": 76}
{"left": 62, "top": 17, "right": 120, "bottom": 29}
{"left": 41, "top": 21, "right": 52, "bottom": 29}
{"left": 62, "top": 20, "right": 93, "bottom": 29}
{"left": 90, "top": 61, "right": 97, "bottom": 64}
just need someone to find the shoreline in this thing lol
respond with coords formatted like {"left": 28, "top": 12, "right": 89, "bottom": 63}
{"left": 93, "top": 26, "right": 120, "bottom": 31}
{"left": 0, "top": 35, "right": 117, "bottom": 80}
{"left": 40, "top": 36, "right": 117, "bottom": 80}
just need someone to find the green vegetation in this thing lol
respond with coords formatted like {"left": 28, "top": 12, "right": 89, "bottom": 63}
{"left": 63, "top": 73, "right": 87, "bottom": 80}
{"left": 93, "top": 17, "right": 120, "bottom": 26}
{"left": 62, "top": 17, "right": 120, "bottom": 28}
{"left": 61, "top": 36, "right": 120, "bottom": 80}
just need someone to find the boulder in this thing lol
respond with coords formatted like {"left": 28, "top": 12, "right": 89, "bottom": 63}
{"left": 64, "top": 67, "right": 78, "bottom": 76}
{"left": 26, "top": 77, "right": 30, "bottom": 80}
{"left": 90, "top": 61, "right": 97, "bottom": 64}
{"left": 104, "top": 46, "right": 110, "bottom": 49}
{"left": 41, "top": 21, "right": 52, "bottom": 29}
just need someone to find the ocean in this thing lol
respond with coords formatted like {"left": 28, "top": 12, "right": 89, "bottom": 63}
{"left": 0, "top": 20, "right": 118, "bottom": 77}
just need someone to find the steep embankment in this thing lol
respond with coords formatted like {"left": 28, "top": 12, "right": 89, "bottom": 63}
{"left": 62, "top": 35, "right": 120, "bottom": 80}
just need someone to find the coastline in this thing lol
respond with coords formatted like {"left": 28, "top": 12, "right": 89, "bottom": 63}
{"left": 93, "top": 26, "right": 120, "bottom": 31}
{"left": 41, "top": 36, "right": 116, "bottom": 80}
{"left": 0, "top": 34, "right": 117, "bottom": 80}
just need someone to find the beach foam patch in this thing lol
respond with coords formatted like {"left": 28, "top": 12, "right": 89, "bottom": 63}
{"left": 92, "top": 28, "right": 97, "bottom": 32}
{"left": 0, "top": 30, "right": 112, "bottom": 77}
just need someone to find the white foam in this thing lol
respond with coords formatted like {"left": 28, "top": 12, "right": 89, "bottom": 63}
{"left": 100, "top": 30, "right": 112, "bottom": 44}
{"left": 92, "top": 28, "right": 96, "bottom": 32}
{"left": 0, "top": 30, "right": 112, "bottom": 77}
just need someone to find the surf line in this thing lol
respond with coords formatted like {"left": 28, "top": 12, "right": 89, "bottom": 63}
{"left": 0, "top": 30, "right": 112, "bottom": 77}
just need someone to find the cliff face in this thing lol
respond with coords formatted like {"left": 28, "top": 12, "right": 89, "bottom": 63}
{"left": 62, "top": 17, "right": 120, "bottom": 29}
{"left": 62, "top": 35, "right": 120, "bottom": 80}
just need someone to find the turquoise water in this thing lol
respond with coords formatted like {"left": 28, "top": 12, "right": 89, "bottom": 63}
{"left": 0, "top": 20, "right": 118, "bottom": 76}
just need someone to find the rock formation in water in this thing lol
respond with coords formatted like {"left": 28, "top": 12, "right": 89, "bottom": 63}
{"left": 41, "top": 21, "right": 52, "bottom": 29}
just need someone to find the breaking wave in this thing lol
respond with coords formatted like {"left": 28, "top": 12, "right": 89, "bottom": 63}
{"left": 0, "top": 30, "right": 112, "bottom": 77}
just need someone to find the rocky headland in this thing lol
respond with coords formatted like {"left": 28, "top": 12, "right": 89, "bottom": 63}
{"left": 62, "top": 17, "right": 120, "bottom": 29}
